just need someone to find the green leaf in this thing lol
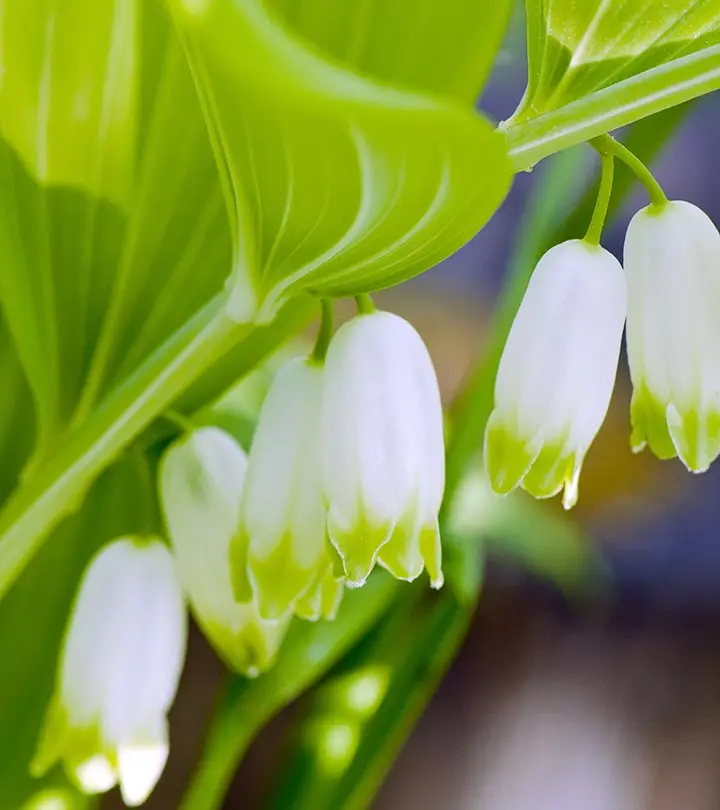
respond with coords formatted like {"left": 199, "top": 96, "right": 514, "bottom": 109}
{"left": 179, "top": 573, "right": 398, "bottom": 810}
{"left": 506, "top": 39, "right": 720, "bottom": 170}
{"left": 0, "top": 0, "right": 136, "bottom": 448}
{"left": 168, "top": 0, "right": 513, "bottom": 323}
{"left": 0, "top": 455, "right": 155, "bottom": 807}
{"left": 518, "top": 0, "right": 720, "bottom": 118}
{"left": 0, "top": 0, "right": 236, "bottom": 448}
{"left": 0, "top": 320, "right": 36, "bottom": 504}
{"left": 268, "top": 0, "right": 513, "bottom": 104}
{"left": 0, "top": 0, "right": 136, "bottom": 204}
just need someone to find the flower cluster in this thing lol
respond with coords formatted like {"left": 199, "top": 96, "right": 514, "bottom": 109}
{"left": 33, "top": 309, "right": 445, "bottom": 806}
{"left": 485, "top": 200, "right": 720, "bottom": 507}
{"left": 234, "top": 309, "right": 446, "bottom": 619}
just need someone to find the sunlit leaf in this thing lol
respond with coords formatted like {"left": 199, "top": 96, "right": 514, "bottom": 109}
{"left": 168, "top": 0, "right": 513, "bottom": 323}
{"left": 268, "top": 0, "right": 513, "bottom": 104}
{"left": 515, "top": 0, "right": 720, "bottom": 119}
{"left": 0, "top": 0, "right": 232, "bottom": 453}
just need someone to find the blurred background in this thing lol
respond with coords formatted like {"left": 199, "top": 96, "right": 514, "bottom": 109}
{"left": 107, "top": 8, "right": 720, "bottom": 810}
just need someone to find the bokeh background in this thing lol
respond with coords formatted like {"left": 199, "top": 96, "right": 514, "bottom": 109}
{"left": 110, "top": 9, "right": 720, "bottom": 809}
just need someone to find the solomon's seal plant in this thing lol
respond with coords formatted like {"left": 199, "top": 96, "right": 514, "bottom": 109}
{"left": 0, "top": 0, "right": 718, "bottom": 807}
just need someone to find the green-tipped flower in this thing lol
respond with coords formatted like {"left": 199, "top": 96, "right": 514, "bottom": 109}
{"left": 32, "top": 538, "right": 186, "bottom": 807}
{"left": 236, "top": 358, "right": 342, "bottom": 620}
{"left": 484, "top": 240, "right": 626, "bottom": 509}
{"left": 159, "top": 427, "right": 289, "bottom": 675}
{"left": 321, "top": 311, "right": 445, "bottom": 588}
{"left": 625, "top": 201, "right": 720, "bottom": 472}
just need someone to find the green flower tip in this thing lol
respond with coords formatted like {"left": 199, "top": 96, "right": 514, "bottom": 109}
{"left": 631, "top": 386, "right": 720, "bottom": 473}
{"left": 484, "top": 417, "right": 581, "bottom": 510}
{"left": 327, "top": 512, "right": 393, "bottom": 588}
{"left": 295, "top": 568, "right": 344, "bottom": 622}
{"left": 378, "top": 519, "right": 443, "bottom": 589}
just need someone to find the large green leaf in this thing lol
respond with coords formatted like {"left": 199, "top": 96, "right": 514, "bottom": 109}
{"left": 515, "top": 0, "right": 720, "bottom": 120}
{"left": 268, "top": 0, "right": 513, "bottom": 104}
{"left": 168, "top": 0, "right": 513, "bottom": 323}
{"left": 0, "top": 0, "right": 136, "bottom": 449}
{"left": 0, "top": 320, "right": 36, "bottom": 504}
{"left": 0, "top": 0, "right": 233, "bottom": 446}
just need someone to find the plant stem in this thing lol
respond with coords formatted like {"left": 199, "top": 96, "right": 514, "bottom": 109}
{"left": 584, "top": 153, "right": 614, "bottom": 244}
{"left": 0, "top": 297, "right": 243, "bottom": 601}
{"left": 590, "top": 134, "right": 667, "bottom": 206}
{"left": 179, "top": 680, "right": 268, "bottom": 810}
{"left": 163, "top": 410, "right": 198, "bottom": 434}
{"left": 180, "top": 575, "right": 398, "bottom": 810}
{"left": 505, "top": 44, "right": 720, "bottom": 170}
{"left": 355, "top": 294, "right": 375, "bottom": 314}
{"left": 311, "top": 299, "right": 334, "bottom": 362}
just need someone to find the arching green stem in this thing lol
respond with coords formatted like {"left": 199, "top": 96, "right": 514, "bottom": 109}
{"left": 591, "top": 134, "right": 667, "bottom": 207}
{"left": 584, "top": 153, "right": 614, "bottom": 245}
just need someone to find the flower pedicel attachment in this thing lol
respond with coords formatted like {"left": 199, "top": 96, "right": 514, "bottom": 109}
{"left": 484, "top": 239, "right": 627, "bottom": 509}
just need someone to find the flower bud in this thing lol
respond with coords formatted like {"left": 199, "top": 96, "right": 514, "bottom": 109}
{"left": 321, "top": 311, "right": 445, "bottom": 588}
{"left": 235, "top": 358, "right": 340, "bottom": 620}
{"left": 625, "top": 201, "right": 720, "bottom": 472}
{"left": 484, "top": 240, "right": 626, "bottom": 509}
{"left": 32, "top": 538, "right": 186, "bottom": 807}
{"left": 159, "top": 427, "right": 289, "bottom": 675}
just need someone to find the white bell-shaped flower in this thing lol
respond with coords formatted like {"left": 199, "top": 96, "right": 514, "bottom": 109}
{"left": 625, "top": 200, "right": 720, "bottom": 472}
{"left": 159, "top": 427, "right": 290, "bottom": 676}
{"left": 32, "top": 538, "right": 186, "bottom": 807}
{"left": 484, "top": 239, "right": 626, "bottom": 509}
{"left": 321, "top": 311, "right": 445, "bottom": 588}
{"left": 236, "top": 358, "right": 342, "bottom": 620}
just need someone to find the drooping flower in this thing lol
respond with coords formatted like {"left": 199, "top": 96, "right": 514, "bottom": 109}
{"left": 159, "top": 426, "right": 290, "bottom": 675}
{"left": 625, "top": 200, "right": 720, "bottom": 472}
{"left": 321, "top": 311, "right": 445, "bottom": 588}
{"left": 32, "top": 538, "right": 186, "bottom": 807}
{"left": 484, "top": 239, "right": 626, "bottom": 509}
{"left": 235, "top": 358, "right": 342, "bottom": 620}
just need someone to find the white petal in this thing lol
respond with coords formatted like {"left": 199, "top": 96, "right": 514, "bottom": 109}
{"left": 58, "top": 539, "right": 186, "bottom": 758}
{"left": 626, "top": 201, "right": 720, "bottom": 413}
{"left": 242, "top": 359, "right": 326, "bottom": 562}
{"left": 494, "top": 239, "right": 625, "bottom": 450}
{"left": 240, "top": 358, "right": 329, "bottom": 616}
{"left": 117, "top": 718, "right": 169, "bottom": 807}
{"left": 101, "top": 540, "right": 187, "bottom": 746}
{"left": 73, "top": 754, "right": 117, "bottom": 795}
